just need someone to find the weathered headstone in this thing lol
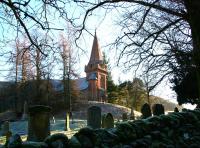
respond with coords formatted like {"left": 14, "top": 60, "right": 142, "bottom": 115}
{"left": 27, "top": 105, "right": 51, "bottom": 142}
{"left": 152, "top": 104, "right": 165, "bottom": 116}
{"left": 65, "top": 112, "right": 70, "bottom": 131}
{"left": 174, "top": 107, "right": 179, "bottom": 112}
{"left": 1, "top": 121, "right": 9, "bottom": 136}
{"left": 122, "top": 113, "right": 128, "bottom": 121}
{"left": 22, "top": 101, "right": 28, "bottom": 120}
{"left": 141, "top": 103, "right": 152, "bottom": 119}
{"left": 87, "top": 106, "right": 101, "bottom": 129}
{"left": 129, "top": 115, "right": 135, "bottom": 120}
{"left": 104, "top": 113, "right": 114, "bottom": 129}
{"left": 101, "top": 114, "right": 106, "bottom": 128}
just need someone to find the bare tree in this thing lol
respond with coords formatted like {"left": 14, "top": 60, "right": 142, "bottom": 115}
{"left": 72, "top": 0, "right": 200, "bottom": 103}
{"left": 4, "top": 37, "right": 32, "bottom": 112}
{"left": 8, "top": 32, "right": 56, "bottom": 105}
{"left": 129, "top": 78, "right": 145, "bottom": 118}
{"left": 58, "top": 32, "right": 79, "bottom": 130}
{"left": 58, "top": 32, "right": 79, "bottom": 111}
{"left": 0, "top": 0, "right": 73, "bottom": 56}
{"left": 142, "top": 62, "right": 159, "bottom": 105}
{"left": 8, "top": 38, "right": 31, "bottom": 82}
{"left": 28, "top": 31, "right": 57, "bottom": 105}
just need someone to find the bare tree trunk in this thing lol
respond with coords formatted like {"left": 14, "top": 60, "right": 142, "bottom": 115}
{"left": 35, "top": 48, "right": 41, "bottom": 104}
{"left": 15, "top": 42, "right": 19, "bottom": 112}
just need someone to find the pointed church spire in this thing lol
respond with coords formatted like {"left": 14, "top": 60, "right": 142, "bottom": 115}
{"left": 88, "top": 31, "right": 103, "bottom": 64}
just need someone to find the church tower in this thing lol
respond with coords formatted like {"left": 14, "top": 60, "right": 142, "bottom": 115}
{"left": 85, "top": 32, "right": 108, "bottom": 101}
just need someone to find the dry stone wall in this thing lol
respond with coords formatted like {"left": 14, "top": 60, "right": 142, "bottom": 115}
{"left": 2, "top": 109, "right": 200, "bottom": 148}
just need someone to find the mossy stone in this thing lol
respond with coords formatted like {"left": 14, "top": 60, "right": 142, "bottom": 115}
{"left": 44, "top": 133, "right": 68, "bottom": 148}
{"left": 68, "top": 136, "right": 81, "bottom": 148}
{"left": 21, "top": 141, "right": 48, "bottom": 148}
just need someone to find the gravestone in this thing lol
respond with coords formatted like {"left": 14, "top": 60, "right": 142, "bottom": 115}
{"left": 152, "top": 104, "right": 165, "bottom": 116}
{"left": 141, "top": 103, "right": 152, "bottom": 119}
{"left": 87, "top": 106, "right": 101, "bottom": 129}
{"left": 27, "top": 105, "right": 51, "bottom": 142}
{"left": 104, "top": 113, "right": 114, "bottom": 129}
{"left": 101, "top": 114, "right": 106, "bottom": 128}
{"left": 174, "top": 107, "right": 179, "bottom": 112}
{"left": 122, "top": 113, "right": 128, "bottom": 121}
{"left": 22, "top": 101, "right": 28, "bottom": 120}
{"left": 1, "top": 121, "right": 9, "bottom": 136}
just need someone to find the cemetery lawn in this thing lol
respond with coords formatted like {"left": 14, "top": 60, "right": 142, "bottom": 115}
{"left": 0, "top": 102, "right": 141, "bottom": 145}
{"left": 0, "top": 119, "right": 87, "bottom": 145}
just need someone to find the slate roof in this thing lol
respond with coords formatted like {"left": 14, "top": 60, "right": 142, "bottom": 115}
{"left": 51, "top": 78, "right": 89, "bottom": 91}
{"left": 0, "top": 81, "right": 15, "bottom": 89}
{"left": 50, "top": 80, "right": 64, "bottom": 92}
{"left": 74, "top": 78, "right": 89, "bottom": 90}
{"left": 0, "top": 78, "right": 89, "bottom": 92}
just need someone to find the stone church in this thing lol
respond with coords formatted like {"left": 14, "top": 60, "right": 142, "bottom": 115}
{"left": 0, "top": 32, "right": 108, "bottom": 113}
{"left": 75, "top": 32, "right": 108, "bottom": 102}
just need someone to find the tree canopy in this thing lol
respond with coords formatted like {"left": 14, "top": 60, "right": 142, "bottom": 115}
{"left": 0, "top": 0, "right": 73, "bottom": 55}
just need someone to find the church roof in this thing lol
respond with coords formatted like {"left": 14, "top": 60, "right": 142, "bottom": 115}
{"left": 51, "top": 78, "right": 89, "bottom": 91}
{"left": 74, "top": 78, "right": 88, "bottom": 90}
{"left": 50, "top": 79, "right": 64, "bottom": 92}
{"left": 88, "top": 32, "right": 103, "bottom": 64}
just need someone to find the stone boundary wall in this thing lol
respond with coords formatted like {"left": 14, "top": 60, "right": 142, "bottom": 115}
{"left": 2, "top": 109, "right": 200, "bottom": 148}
